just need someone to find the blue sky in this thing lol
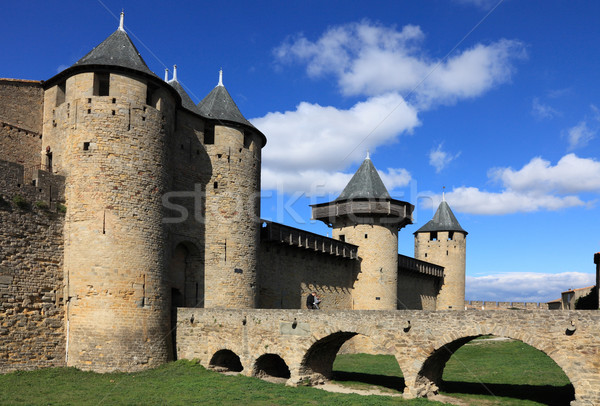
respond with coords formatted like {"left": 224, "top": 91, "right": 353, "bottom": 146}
{"left": 2, "top": 0, "right": 598, "bottom": 302}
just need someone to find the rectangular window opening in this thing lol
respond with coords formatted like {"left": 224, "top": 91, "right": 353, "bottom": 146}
{"left": 204, "top": 125, "right": 215, "bottom": 145}
{"left": 93, "top": 73, "right": 110, "bottom": 96}
{"left": 339, "top": 235, "right": 345, "bottom": 242}
{"left": 83, "top": 142, "right": 90, "bottom": 151}
{"left": 56, "top": 82, "right": 66, "bottom": 106}
{"left": 214, "top": 182, "right": 218, "bottom": 189}
{"left": 430, "top": 231, "right": 438, "bottom": 241}
{"left": 364, "top": 234, "right": 368, "bottom": 239}
{"left": 448, "top": 231, "right": 454, "bottom": 241}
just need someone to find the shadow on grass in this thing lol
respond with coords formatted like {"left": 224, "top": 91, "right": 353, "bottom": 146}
{"left": 441, "top": 381, "right": 575, "bottom": 405}
{"left": 332, "top": 371, "right": 405, "bottom": 393}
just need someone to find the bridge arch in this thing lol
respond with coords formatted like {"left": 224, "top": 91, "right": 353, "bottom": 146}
{"left": 253, "top": 353, "right": 291, "bottom": 379}
{"left": 407, "top": 331, "right": 577, "bottom": 402}
{"left": 209, "top": 349, "right": 243, "bottom": 372}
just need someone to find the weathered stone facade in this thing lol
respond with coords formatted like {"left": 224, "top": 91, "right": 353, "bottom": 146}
{"left": 176, "top": 308, "right": 600, "bottom": 405}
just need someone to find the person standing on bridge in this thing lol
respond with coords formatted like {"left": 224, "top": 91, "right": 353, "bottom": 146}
{"left": 306, "top": 292, "right": 316, "bottom": 309}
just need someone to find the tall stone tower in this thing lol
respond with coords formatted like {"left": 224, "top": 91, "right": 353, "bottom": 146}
{"left": 312, "top": 155, "right": 413, "bottom": 310}
{"left": 414, "top": 198, "right": 467, "bottom": 310}
{"left": 197, "top": 71, "right": 266, "bottom": 308}
{"left": 42, "top": 14, "right": 177, "bottom": 371}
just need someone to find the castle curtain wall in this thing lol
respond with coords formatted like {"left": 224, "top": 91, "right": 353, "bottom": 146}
{"left": 397, "top": 272, "right": 438, "bottom": 310}
{"left": 258, "top": 242, "right": 357, "bottom": 309}
{"left": 0, "top": 161, "right": 66, "bottom": 372}
{"left": 0, "top": 79, "right": 43, "bottom": 170}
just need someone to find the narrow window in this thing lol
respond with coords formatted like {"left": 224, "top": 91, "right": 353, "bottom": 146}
{"left": 204, "top": 125, "right": 215, "bottom": 145}
{"left": 364, "top": 233, "right": 368, "bottom": 239}
{"left": 430, "top": 231, "right": 438, "bottom": 241}
{"left": 446, "top": 250, "right": 449, "bottom": 256}
{"left": 424, "top": 253, "right": 428, "bottom": 258}
{"left": 339, "top": 235, "right": 345, "bottom": 242}
{"left": 83, "top": 142, "right": 90, "bottom": 151}
{"left": 93, "top": 73, "right": 110, "bottom": 96}
{"left": 56, "top": 82, "right": 66, "bottom": 106}
{"left": 111, "top": 110, "right": 115, "bottom": 115}
{"left": 448, "top": 231, "right": 454, "bottom": 241}
{"left": 214, "top": 182, "right": 218, "bottom": 189}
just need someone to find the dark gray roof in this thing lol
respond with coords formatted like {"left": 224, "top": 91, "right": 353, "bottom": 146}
{"left": 336, "top": 157, "right": 391, "bottom": 201}
{"left": 415, "top": 200, "right": 467, "bottom": 234}
{"left": 72, "top": 29, "right": 156, "bottom": 77}
{"left": 169, "top": 79, "right": 200, "bottom": 113}
{"left": 197, "top": 84, "right": 255, "bottom": 128}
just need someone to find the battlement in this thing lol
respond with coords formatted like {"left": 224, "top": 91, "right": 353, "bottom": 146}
{"left": 0, "top": 160, "right": 65, "bottom": 210}
{"left": 260, "top": 220, "right": 358, "bottom": 259}
{"left": 398, "top": 253, "right": 444, "bottom": 278}
{"left": 465, "top": 300, "right": 550, "bottom": 310}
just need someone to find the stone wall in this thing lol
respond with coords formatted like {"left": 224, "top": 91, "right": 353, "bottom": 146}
{"left": 258, "top": 241, "right": 357, "bottom": 309}
{"left": 0, "top": 160, "right": 65, "bottom": 372}
{"left": 397, "top": 271, "right": 438, "bottom": 310}
{"left": 0, "top": 79, "right": 43, "bottom": 169}
{"left": 465, "top": 300, "right": 550, "bottom": 310}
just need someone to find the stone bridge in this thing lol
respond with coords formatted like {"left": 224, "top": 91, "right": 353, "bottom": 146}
{"left": 175, "top": 309, "right": 600, "bottom": 405}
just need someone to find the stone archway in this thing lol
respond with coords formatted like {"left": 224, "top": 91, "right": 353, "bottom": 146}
{"left": 254, "top": 353, "right": 291, "bottom": 379}
{"left": 407, "top": 334, "right": 576, "bottom": 403}
{"left": 209, "top": 349, "right": 243, "bottom": 372}
{"left": 300, "top": 331, "right": 358, "bottom": 380}
{"left": 168, "top": 241, "right": 203, "bottom": 308}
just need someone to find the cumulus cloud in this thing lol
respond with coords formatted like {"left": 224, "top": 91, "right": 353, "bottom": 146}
{"left": 252, "top": 92, "right": 419, "bottom": 194}
{"left": 275, "top": 21, "right": 525, "bottom": 107}
{"left": 426, "top": 154, "right": 600, "bottom": 215}
{"left": 466, "top": 272, "right": 596, "bottom": 302}
{"left": 429, "top": 144, "right": 460, "bottom": 173}
{"left": 531, "top": 97, "right": 559, "bottom": 119}
{"left": 564, "top": 121, "right": 596, "bottom": 150}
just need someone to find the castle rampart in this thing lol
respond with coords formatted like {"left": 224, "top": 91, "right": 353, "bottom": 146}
{"left": 0, "top": 160, "right": 65, "bottom": 373}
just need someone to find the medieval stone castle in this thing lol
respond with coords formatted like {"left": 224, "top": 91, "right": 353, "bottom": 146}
{"left": 0, "top": 14, "right": 468, "bottom": 373}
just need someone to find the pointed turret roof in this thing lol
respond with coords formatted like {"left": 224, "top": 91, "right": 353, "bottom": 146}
{"left": 197, "top": 70, "right": 255, "bottom": 129}
{"left": 415, "top": 200, "right": 467, "bottom": 234}
{"left": 168, "top": 65, "right": 200, "bottom": 113}
{"left": 336, "top": 155, "right": 391, "bottom": 201}
{"left": 72, "top": 22, "right": 156, "bottom": 77}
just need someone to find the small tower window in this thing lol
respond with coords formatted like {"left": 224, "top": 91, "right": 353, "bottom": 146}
{"left": 93, "top": 73, "right": 110, "bottom": 96}
{"left": 448, "top": 231, "right": 454, "bottom": 241}
{"left": 339, "top": 235, "right": 345, "bottom": 242}
{"left": 56, "top": 81, "right": 66, "bottom": 106}
{"left": 430, "top": 231, "right": 438, "bottom": 241}
{"left": 214, "top": 182, "right": 218, "bottom": 189}
{"left": 83, "top": 142, "right": 90, "bottom": 151}
{"left": 364, "top": 234, "right": 368, "bottom": 239}
{"left": 204, "top": 125, "right": 215, "bottom": 145}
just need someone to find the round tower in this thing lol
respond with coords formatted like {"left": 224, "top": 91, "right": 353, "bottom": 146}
{"left": 312, "top": 155, "right": 413, "bottom": 310}
{"left": 197, "top": 70, "right": 266, "bottom": 308}
{"left": 42, "top": 14, "right": 179, "bottom": 371}
{"left": 414, "top": 198, "right": 467, "bottom": 310}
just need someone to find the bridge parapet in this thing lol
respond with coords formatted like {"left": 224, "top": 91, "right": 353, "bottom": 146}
{"left": 176, "top": 308, "right": 600, "bottom": 405}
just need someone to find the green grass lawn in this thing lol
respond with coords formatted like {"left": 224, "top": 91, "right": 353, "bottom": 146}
{"left": 0, "top": 338, "right": 574, "bottom": 405}
{"left": 332, "top": 338, "right": 574, "bottom": 406}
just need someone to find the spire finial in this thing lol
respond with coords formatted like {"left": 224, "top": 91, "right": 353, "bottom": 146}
{"left": 218, "top": 68, "right": 223, "bottom": 86}
{"left": 172, "top": 65, "right": 178, "bottom": 81}
{"left": 366, "top": 150, "right": 370, "bottom": 160}
{"left": 442, "top": 186, "right": 446, "bottom": 202}
{"left": 119, "top": 11, "right": 125, "bottom": 31}
{"left": 164, "top": 68, "right": 169, "bottom": 82}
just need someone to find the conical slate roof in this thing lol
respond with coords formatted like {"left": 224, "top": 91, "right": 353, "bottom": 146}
{"left": 197, "top": 83, "right": 255, "bottom": 128}
{"left": 169, "top": 79, "right": 200, "bottom": 113}
{"left": 415, "top": 200, "right": 467, "bottom": 234}
{"left": 72, "top": 28, "right": 156, "bottom": 77}
{"left": 336, "top": 156, "right": 391, "bottom": 201}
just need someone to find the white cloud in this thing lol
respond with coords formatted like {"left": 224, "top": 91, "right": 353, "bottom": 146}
{"left": 531, "top": 97, "right": 559, "bottom": 119}
{"left": 466, "top": 272, "right": 596, "bottom": 302}
{"left": 564, "top": 121, "right": 596, "bottom": 150}
{"left": 426, "top": 154, "right": 600, "bottom": 215}
{"left": 429, "top": 143, "right": 460, "bottom": 173}
{"left": 491, "top": 154, "right": 600, "bottom": 194}
{"left": 454, "top": 0, "right": 500, "bottom": 10}
{"left": 275, "top": 21, "right": 525, "bottom": 107}
{"left": 252, "top": 92, "right": 419, "bottom": 194}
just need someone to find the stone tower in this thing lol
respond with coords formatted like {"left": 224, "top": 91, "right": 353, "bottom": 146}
{"left": 42, "top": 14, "right": 177, "bottom": 371}
{"left": 197, "top": 70, "right": 266, "bottom": 308}
{"left": 312, "top": 155, "right": 413, "bottom": 310}
{"left": 414, "top": 198, "right": 467, "bottom": 310}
